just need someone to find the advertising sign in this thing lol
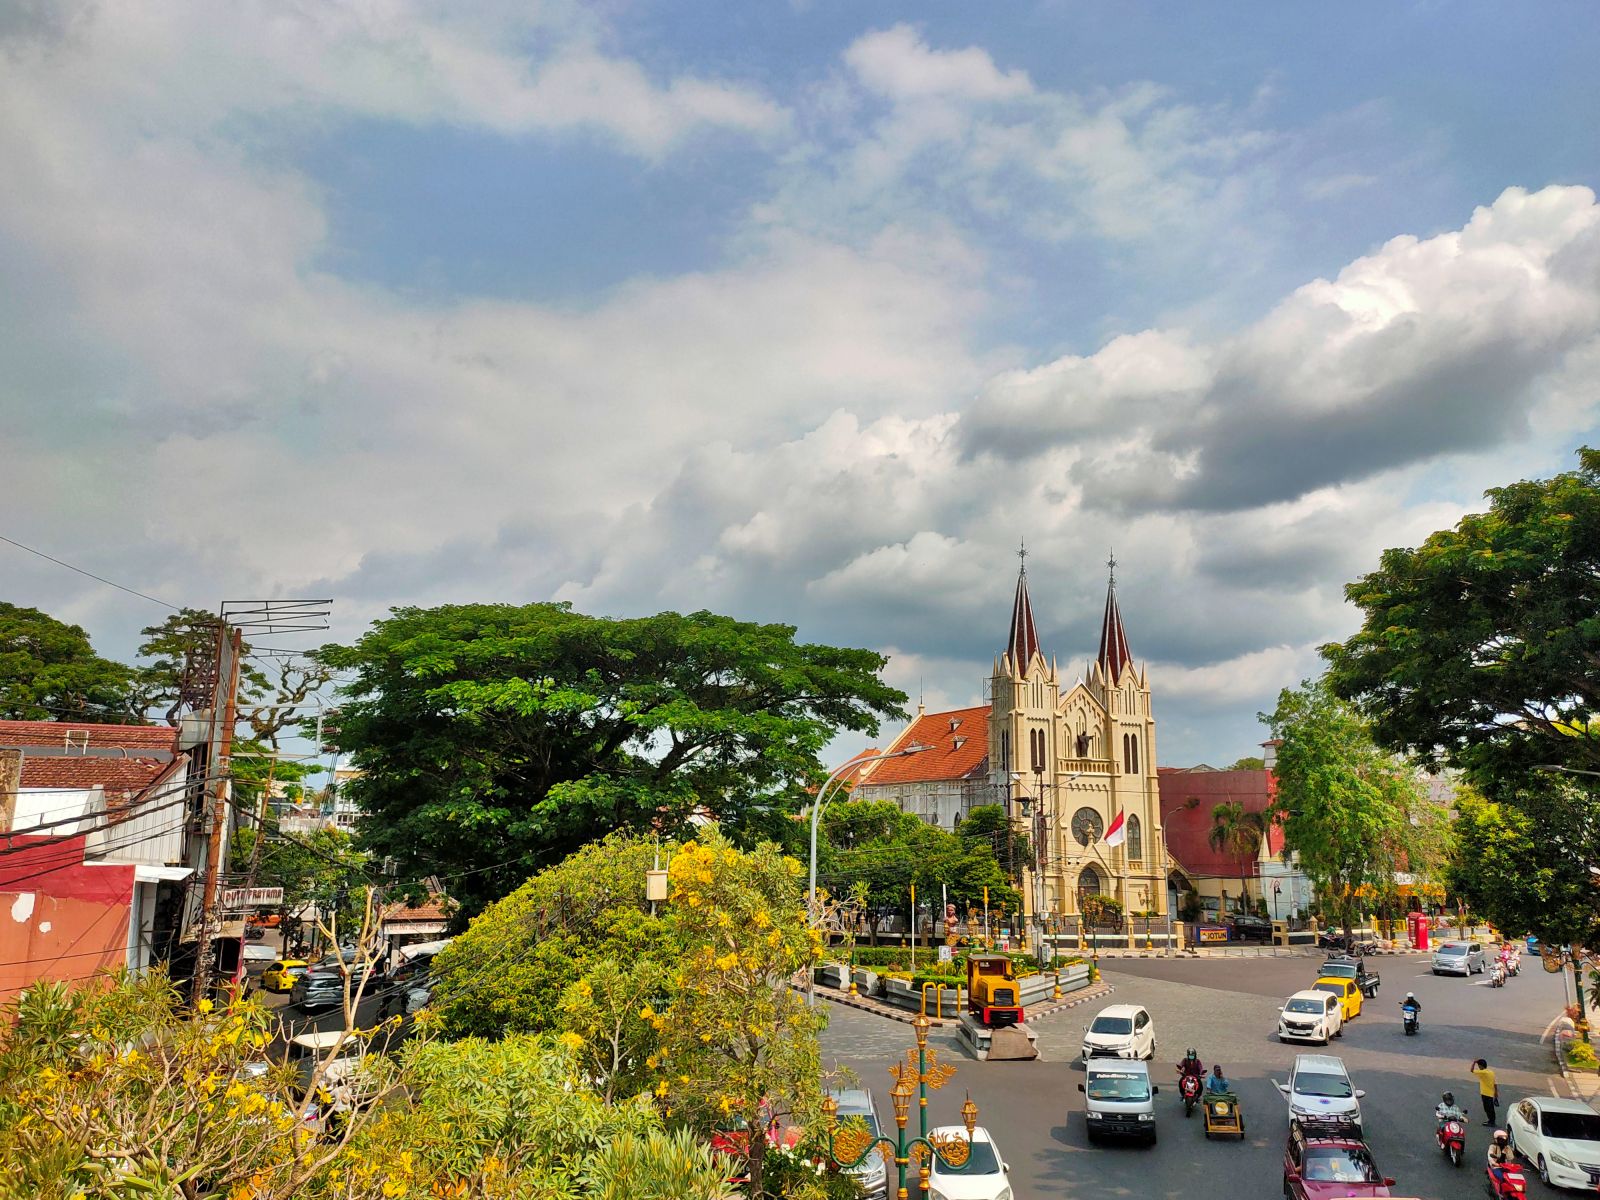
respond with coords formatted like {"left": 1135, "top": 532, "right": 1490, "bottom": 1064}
{"left": 1197, "top": 925, "right": 1229, "bottom": 944}
{"left": 220, "top": 886, "right": 284, "bottom": 910}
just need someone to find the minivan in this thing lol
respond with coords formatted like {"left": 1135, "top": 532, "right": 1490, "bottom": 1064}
{"left": 1079, "top": 1058, "right": 1159, "bottom": 1144}
{"left": 825, "top": 1088, "right": 886, "bottom": 1197}
{"left": 1081, "top": 1004, "right": 1156, "bottom": 1061}
{"left": 1274, "top": 1054, "right": 1365, "bottom": 1127}
{"left": 1431, "top": 941, "right": 1486, "bottom": 976}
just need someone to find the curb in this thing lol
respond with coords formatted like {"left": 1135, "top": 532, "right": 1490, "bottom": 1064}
{"left": 1549, "top": 1016, "right": 1600, "bottom": 1105}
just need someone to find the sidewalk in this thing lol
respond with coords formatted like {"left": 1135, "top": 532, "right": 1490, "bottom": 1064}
{"left": 1551, "top": 1018, "right": 1600, "bottom": 1106}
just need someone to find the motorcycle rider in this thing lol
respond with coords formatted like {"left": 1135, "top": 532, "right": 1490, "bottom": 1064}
{"left": 1206, "top": 1064, "right": 1233, "bottom": 1095}
{"left": 1486, "top": 1128, "right": 1513, "bottom": 1189}
{"left": 1177, "top": 1049, "right": 1205, "bottom": 1080}
{"left": 1435, "top": 1091, "right": 1468, "bottom": 1124}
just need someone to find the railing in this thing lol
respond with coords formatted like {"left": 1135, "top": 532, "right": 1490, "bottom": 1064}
{"left": 1058, "top": 757, "right": 1115, "bottom": 775}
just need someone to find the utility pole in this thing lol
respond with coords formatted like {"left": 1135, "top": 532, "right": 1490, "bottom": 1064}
{"left": 191, "top": 624, "right": 243, "bottom": 1006}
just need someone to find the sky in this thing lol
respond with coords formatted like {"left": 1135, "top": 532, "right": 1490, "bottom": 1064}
{"left": 2, "top": 1, "right": 1599, "bottom": 767}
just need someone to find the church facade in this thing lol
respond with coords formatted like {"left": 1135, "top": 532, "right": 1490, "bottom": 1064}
{"left": 848, "top": 560, "right": 1172, "bottom": 924}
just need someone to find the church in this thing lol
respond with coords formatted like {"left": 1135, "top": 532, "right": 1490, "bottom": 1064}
{"left": 846, "top": 556, "right": 1172, "bottom": 926}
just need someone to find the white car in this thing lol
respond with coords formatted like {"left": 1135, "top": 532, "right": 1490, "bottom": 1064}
{"left": 1081, "top": 1004, "right": 1156, "bottom": 1061}
{"left": 1274, "top": 1054, "right": 1365, "bottom": 1127}
{"left": 1278, "top": 990, "right": 1344, "bottom": 1045}
{"left": 927, "top": 1125, "right": 1010, "bottom": 1200}
{"left": 826, "top": 1087, "right": 886, "bottom": 1198}
{"left": 1508, "top": 1096, "right": 1600, "bottom": 1190}
{"left": 1431, "top": 940, "right": 1487, "bottom": 975}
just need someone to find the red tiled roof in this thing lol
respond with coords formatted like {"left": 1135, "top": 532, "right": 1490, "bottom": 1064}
{"left": 20, "top": 756, "right": 168, "bottom": 796}
{"left": 380, "top": 898, "right": 457, "bottom": 924}
{"left": 0, "top": 720, "right": 178, "bottom": 752}
{"left": 857, "top": 705, "right": 992, "bottom": 786}
{"left": 1158, "top": 768, "right": 1285, "bottom": 877}
{"left": 834, "top": 747, "right": 881, "bottom": 790}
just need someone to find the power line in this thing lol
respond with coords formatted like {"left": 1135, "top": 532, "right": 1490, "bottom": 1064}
{"left": 0, "top": 531, "right": 179, "bottom": 611}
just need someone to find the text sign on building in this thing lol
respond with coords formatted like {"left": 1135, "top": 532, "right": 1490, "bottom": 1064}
{"left": 1197, "top": 925, "right": 1229, "bottom": 944}
{"left": 221, "top": 886, "right": 284, "bottom": 910}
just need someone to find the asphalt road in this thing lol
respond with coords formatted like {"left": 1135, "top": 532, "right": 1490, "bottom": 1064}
{"left": 821, "top": 951, "right": 1570, "bottom": 1200}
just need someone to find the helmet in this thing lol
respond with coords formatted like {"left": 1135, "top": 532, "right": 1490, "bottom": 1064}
{"left": 1406, "top": 991, "right": 1416, "bottom": 1000}
{"left": 1441, "top": 1091, "right": 1455, "bottom": 1105}
{"left": 1493, "top": 1130, "right": 1509, "bottom": 1144}
{"left": 1185, "top": 1048, "right": 1198, "bottom": 1059}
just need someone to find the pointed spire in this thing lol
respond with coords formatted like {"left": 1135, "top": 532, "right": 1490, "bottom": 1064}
{"left": 1099, "top": 550, "right": 1132, "bottom": 683}
{"left": 1006, "top": 541, "right": 1041, "bottom": 671}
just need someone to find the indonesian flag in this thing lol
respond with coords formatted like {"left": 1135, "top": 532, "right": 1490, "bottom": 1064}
{"left": 1103, "top": 810, "right": 1127, "bottom": 847}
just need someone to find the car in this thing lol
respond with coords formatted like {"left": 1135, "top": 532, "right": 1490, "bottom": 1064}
{"left": 1431, "top": 940, "right": 1487, "bottom": 976}
{"left": 1310, "top": 977, "right": 1364, "bottom": 1022}
{"left": 1081, "top": 1004, "right": 1156, "bottom": 1061}
{"left": 1319, "top": 955, "right": 1380, "bottom": 998}
{"left": 711, "top": 1107, "right": 802, "bottom": 1185}
{"left": 826, "top": 1088, "right": 887, "bottom": 1198}
{"left": 1284, "top": 1115, "right": 1395, "bottom": 1198}
{"left": 1228, "top": 913, "right": 1274, "bottom": 941}
{"left": 1279, "top": 990, "right": 1344, "bottom": 1045}
{"left": 927, "top": 1125, "right": 1010, "bottom": 1200}
{"left": 292, "top": 964, "right": 371, "bottom": 1012}
{"left": 258, "top": 959, "right": 309, "bottom": 994}
{"left": 1274, "top": 1054, "right": 1365, "bottom": 1128}
{"left": 1507, "top": 1096, "right": 1600, "bottom": 1189}
{"left": 1079, "top": 1058, "right": 1158, "bottom": 1144}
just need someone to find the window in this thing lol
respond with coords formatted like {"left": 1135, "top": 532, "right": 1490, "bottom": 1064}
{"left": 1126, "top": 814, "right": 1142, "bottom": 861}
{"left": 1077, "top": 865, "right": 1103, "bottom": 903}
{"left": 1000, "top": 730, "right": 1009, "bottom": 772}
{"left": 1130, "top": 735, "right": 1139, "bottom": 775}
{"left": 1121, "top": 733, "right": 1130, "bottom": 774}
{"left": 1029, "top": 728, "right": 1045, "bottom": 773}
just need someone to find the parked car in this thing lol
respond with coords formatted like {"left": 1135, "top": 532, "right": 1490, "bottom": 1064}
{"left": 293, "top": 964, "right": 371, "bottom": 1012}
{"left": 258, "top": 958, "right": 309, "bottom": 994}
{"left": 1228, "top": 913, "right": 1273, "bottom": 941}
{"left": 1274, "top": 1054, "right": 1365, "bottom": 1128}
{"left": 1284, "top": 1115, "right": 1395, "bottom": 1198}
{"left": 1507, "top": 1096, "right": 1600, "bottom": 1189}
{"left": 825, "top": 1088, "right": 886, "bottom": 1198}
{"left": 1432, "top": 941, "right": 1487, "bottom": 976}
{"left": 1319, "top": 955, "right": 1380, "bottom": 998}
{"left": 1310, "top": 977, "right": 1364, "bottom": 1022}
{"left": 1081, "top": 1004, "right": 1156, "bottom": 1061}
{"left": 927, "top": 1125, "right": 1010, "bottom": 1199}
{"left": 1279, "top": 990, "right": 1344, "bottom": 1045}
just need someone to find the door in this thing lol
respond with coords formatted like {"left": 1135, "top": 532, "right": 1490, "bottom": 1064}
{"left": 1134, "top": 1009, "right": 1153, "bottom": 1057}
{"left": 1344, "top": 982, "right": 1361, "bottom": 1018}
{"left": 1325, "top": 997, "right": 1340, "bottom": 1034}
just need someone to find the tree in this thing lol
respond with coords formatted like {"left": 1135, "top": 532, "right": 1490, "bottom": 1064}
{"left": 1449, "top": 783, "right": 1600, "bottom": 949}
{"left": 652, "top": 833, "right": 825, "bottom": 1200}
{"left": 1266, "top": 679, "right": 1421, "bottom": 936}
{"left": 0, "top": 603, "right": 136, "bottom": 722}
{"left": 1207, "top": 800, "right": 1266, "bottom": 915}
{"left": 228, "top": 821, "right": 366, "bottom": 932}
{"left": 316, "top": 603, "right": 906, "bottom": 914}
{"left": 1226, "top": 755, "right": 1266, "bottom": 771}
{"left": 957, "top": 803, "right": 1034, "bottom": 879}
{"left": 1324, "top": 447, "right": 1600, "bottom": 783}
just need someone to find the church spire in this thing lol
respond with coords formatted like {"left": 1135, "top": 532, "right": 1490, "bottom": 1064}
{"left": 1098, "top": 550, "right": 1132, "bottom": 682}
{"left": 1006, "top": 540, "right": 1041, "bottom": 671}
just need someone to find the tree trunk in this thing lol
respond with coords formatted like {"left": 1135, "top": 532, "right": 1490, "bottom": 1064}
{"left": 747, "top": 1138, "right": 765, "bottom": 1199}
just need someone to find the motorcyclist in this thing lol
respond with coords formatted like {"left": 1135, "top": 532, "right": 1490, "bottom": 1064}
{"left": 1435, "top": 1091, "right": 1468, "bottom": 1124}
{"left": 1401, "top": 991, "right": 1420, "bottom": 1013}
{"left": 1177, "top": 1049, "right": 1205, "bottom": 1079}
{"left": 1486, "top": 1129, "right": 1513, "bottom": 1189}
{"left": 1205, "top": 1064, "right": 1233, "bottom": 1095}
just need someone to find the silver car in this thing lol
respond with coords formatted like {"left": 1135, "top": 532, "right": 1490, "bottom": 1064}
{"left": 1431, "top": 941, "right": 1486, "bottom": 976}
{"left": 826, "top": 1088, "right": 886, "bottom": 1198}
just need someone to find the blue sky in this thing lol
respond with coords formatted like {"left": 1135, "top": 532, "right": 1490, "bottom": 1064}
{"left": 1, "top": 1, "right": 1598, "bottom": 766}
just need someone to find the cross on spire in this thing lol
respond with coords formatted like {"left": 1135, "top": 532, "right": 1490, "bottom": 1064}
{"left": 1106, "top": 548, "right": 1117, "bottom": 585}
{"left": 1018, "top": 538, "right": 1028, "bottom": 574}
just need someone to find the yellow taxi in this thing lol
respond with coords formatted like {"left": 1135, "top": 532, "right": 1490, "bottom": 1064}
{"left": 1310, "top": 976, "right": 1364, "bottom": 1021}
{"left": 259, "top": 959, "right": 309, "bottom": 994}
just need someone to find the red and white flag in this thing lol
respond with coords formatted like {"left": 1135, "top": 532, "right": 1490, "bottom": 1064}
{"left": 1103, "top": 810, "right": 1127, "bottom": 847}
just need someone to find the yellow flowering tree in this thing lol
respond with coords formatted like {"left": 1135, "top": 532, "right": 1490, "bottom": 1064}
{"left": 654, "top": 833, "right": 826, "bottom": 1198}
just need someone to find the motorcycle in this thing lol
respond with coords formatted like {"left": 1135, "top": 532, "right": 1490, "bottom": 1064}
{"left": 1436, "top": 1116, "right": 1465, "bottom": 1167}
{"left": 1179, "top": 1071, "right": 1202, "bottom": 1118}
{"left": 1487, "top": 1161, "right": 1528, "bottom": 1197}
{"left": 1401, "top": 1002, "right": 1420, "bottom": 1035}
{"left": 1506, "top": 951, "right": 1521, "bottom": 977}
{"left": 1490, "top": 961, "right": 1506, "bottom": 988}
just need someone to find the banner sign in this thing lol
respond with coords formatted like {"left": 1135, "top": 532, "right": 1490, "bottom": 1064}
{"left": 220, "top": 886, "right": 283, "bottom": 910}
{"left": 1198, "top": 925, "right": 1229, "bottom": 944}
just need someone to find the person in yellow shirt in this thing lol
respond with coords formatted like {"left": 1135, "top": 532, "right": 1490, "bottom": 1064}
{"left": 1469, "top": 1058, "right": 1499, "bottom": 1126}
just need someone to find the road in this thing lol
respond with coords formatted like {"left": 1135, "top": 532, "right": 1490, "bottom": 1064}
{"left": 821, "top": 951, "right": 1570, "bottom": 1199}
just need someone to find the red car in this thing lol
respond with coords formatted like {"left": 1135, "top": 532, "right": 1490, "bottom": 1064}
{"left": 1284, "top": 1117, "right": 1396, "bottom": 1199}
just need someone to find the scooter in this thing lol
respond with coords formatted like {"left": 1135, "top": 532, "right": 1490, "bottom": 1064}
{"left": 1179, "top": 1071, "right": 1202, "bottom": 1118}
{"left": 1487, "top": 1161, "right": 1528, "bottom": 1197}
{"left": 1437, "top": 1116, "right": 1466, "bottom": 1167}
{"left": 1401, "top": 1002, "right": 1420, "bottom": 1035}
{"left": 1506, "top": 951, "right": 1521, "bottom": 977}
{"left": 1490, "top": 961, "right": 1506, "bottom": 988}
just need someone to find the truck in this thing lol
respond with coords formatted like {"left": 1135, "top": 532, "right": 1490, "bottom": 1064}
{"left": 1319, "top": 955, "right": 1379, "bottom": 998}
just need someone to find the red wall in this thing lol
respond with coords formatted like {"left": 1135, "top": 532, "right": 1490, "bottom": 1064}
{"left": 1157, "top": 768, "right": 1284, "bottom": 879}
{"left": 0, "top": 834, "right": 136, "bottom": 1000}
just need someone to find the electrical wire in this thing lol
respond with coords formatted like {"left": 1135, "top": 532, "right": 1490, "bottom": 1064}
{"left": 0, "top": 770, "right": 224, "bottom": 852}
{"left": 0, "top": 530, "right": 179, "bottom": 610}
{"left": 0, "top": 819, "right": 191, "bottom": 890}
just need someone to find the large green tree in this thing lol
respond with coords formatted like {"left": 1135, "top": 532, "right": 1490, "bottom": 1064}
{"left": 1207, "top": 800, "right": 1266, "bottom": 915}
{"left": 316, "top": 603, "right": 906, "bottom": 912}
{"left": 1324, "top": 447, "right": 1600, "bottom": 781}
{"left": 1266, "top": 678, "right": 1423, "bottom": 935}
{"left": 0, "top": 603, "right": 137, "bottom": 722}
{"left": 1449, "top": 782, "right": 1600, "bottom": 949}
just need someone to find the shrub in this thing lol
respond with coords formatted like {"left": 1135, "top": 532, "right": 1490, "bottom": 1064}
{"left": 1566, "top": 1040, "right": 1599, "bottom": 1071}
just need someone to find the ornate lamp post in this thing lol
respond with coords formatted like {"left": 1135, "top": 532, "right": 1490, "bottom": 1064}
{"left": 822, "top": 1014, "right": 978, "bottom": 1199}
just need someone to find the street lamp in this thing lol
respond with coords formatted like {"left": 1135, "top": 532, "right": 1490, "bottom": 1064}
{"left": 822, "top": 1017, "right": 978, "bottom": 1200}
{"left": 807, "top": 743, "right": 931, "bottom": 1005}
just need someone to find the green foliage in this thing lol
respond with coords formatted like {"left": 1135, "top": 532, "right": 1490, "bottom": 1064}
{"left": 1227, "top": 755, "right": 1266, "bottom": 771}
{"left": 1324, "top": 446, "right": 1600, "bottom": 781}
{"left": 1448, "top": 785, "right": 1600, "bottom": 949}
{"left": 1079, "top": 893, "right": 1123, "bottom": 927}
{"left": 228, "top": 821, "right": 365, "bottom": 929}
{"left": 1566, "top": 1040, "right": 1598, "bottom": 1071}
{"left": 316, "top": 602, "right": 906, "bottom": 913}
{"left": 582, "top": 1127, "right": 738, "bottom": 1200}
{"left": 1266, "top": 678, "right": 1423, "bottom": 933}
{"left": 818, "top": 800, "right": 1019, "bottom": 912}
{"left": 957, "top": 803, "right": 1033, "bottom": 877}
{"left": 1177, "top": 891, "right": 1203, "bottom": 923}
{"left": 1208, "top": 800, "right": 1266, "bottom": 913}
{"left": 0, "top": 602, "right": 137, "bottom": 722}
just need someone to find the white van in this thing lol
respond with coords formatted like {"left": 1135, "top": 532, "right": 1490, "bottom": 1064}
{"left": 1078, "top": 1058, "right": 1159, "bottom": 1144}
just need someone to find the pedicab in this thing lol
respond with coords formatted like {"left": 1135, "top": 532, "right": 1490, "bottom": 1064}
{"left": 1202, "top": 1090, "right": 1245, "bottom": 1140}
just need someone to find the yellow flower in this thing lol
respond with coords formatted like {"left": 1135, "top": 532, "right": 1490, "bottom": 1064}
{"left": 557, "top": 1031, "right": 585, "bottom": 1052}
{"left": 196, "top": 999, "right": 214, "bottom": 1014}
{"left": 646, "top": 1055, "right": 659, "bottom": 1068}
{"left": 656, "top": 1080, "right": 670, "bottom": 1097}
{"left": 639, "top": 1004, "right": 656, "bottom": 1020}
{"left": 752, "top": 910, "right": 771, "bottom": 929}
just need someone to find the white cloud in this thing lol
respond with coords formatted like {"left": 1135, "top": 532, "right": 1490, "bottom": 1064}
{"left": 844, "top": 25, "right": 1034, "bottom": 102}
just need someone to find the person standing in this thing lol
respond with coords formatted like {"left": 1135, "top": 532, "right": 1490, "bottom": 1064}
{"left": 1470, "top": 1058, "right": 1499, "bottom": 1126}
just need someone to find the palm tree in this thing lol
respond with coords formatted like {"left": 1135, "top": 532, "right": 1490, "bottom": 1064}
{"left": 1208, "top": 801, "right": 1266, "bottom": 916}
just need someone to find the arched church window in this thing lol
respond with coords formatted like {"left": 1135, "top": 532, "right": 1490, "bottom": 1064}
{"left": 1076, "top": 865, "right": 1103, "bottom": 905}
{"left": 1121, "top": 733, "right": 1130, "bottom": 774}
{"left": 1126, "top": 815, "right": 1142, "bottom": 861}
{"left": 1130, "top": 735, "right": 1139, "bottom": 775}
{"left": 1000, "top": 730, "right": 1010, "bottom": 772}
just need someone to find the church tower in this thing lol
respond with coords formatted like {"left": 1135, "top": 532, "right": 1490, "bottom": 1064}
{"left": 989, "top": 548, "right": 1059, "bottom": 811}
